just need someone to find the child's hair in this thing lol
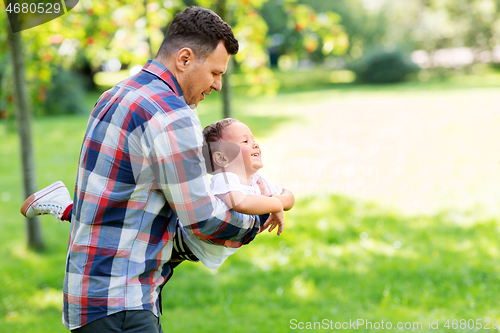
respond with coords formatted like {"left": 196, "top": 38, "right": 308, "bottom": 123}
{"left": 202, "top": 118, "right": 241, "bottom": 173}
{"left": 203, "top": 118, "right": 240, "bottom": 144}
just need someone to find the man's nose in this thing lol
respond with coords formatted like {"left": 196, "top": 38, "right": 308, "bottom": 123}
{"left": 211, "top": 76, "right": 222, "bottom": 91}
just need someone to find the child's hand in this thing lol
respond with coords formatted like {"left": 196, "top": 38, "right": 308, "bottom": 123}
{"left": 265, "top": 210, "right": 285, "bottom": 236}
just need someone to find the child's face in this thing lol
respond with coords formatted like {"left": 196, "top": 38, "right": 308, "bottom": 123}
{"left": 221, "top": 122, "right": 263, "bottom": 175}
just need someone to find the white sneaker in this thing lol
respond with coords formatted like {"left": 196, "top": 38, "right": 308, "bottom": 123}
{"left": 20, "top": 181, "right": 73, "bottom": 220}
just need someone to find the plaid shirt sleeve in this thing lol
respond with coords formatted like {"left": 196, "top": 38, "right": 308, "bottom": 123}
{"left": 63, "top": 60, "right": 264, "bottom": 330}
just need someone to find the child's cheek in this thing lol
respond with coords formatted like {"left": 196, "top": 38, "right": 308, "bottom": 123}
{"left": 242, "top": 147, "right": 252, "bottom": 165}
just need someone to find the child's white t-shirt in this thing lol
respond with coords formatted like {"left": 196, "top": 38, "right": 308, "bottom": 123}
{"left": 179, "top": 171, "right": 283, "bottom": 269}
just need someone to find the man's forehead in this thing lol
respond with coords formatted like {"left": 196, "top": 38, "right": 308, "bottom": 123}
{"left": 208, "top": 58, "right": 228, "bottom": 72}
{"left": 205, "top": 42, "right": 230, "bottom": 70}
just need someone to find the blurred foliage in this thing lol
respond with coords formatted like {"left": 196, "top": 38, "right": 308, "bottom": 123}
{"left": 1, "top": 0, "right": 178, "bottom": 116}
{"left": 350, "top": 48, "right": 420, "bottom": 84}
{"left": 296, "top": 0, "right": 419, "bottom": 59}
{"left": 261, "top": 1, "right": 349, "bottom": 62}
{"left": 0, "top": 52, "right": 11, "bottom": 119}
{"left": 196, "top": 0, "right": 349, "bottom": 95}
{"left": 299, "top": 0, "right": 500, "bottom": 59}
{"left": 415, "top": 0, "right": 500, "bottom": 53}
{"left": 42, "top": 67, "right": 89, "bottom": 116}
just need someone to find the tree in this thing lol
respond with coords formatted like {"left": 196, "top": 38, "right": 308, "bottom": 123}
{"left": 215, "top": 0, "right": 233, "bottom": 118}
{"left": 6, "top": 20, "right": 44, "bottom": 251}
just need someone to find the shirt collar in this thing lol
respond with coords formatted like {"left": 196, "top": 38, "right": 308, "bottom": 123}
{"left": 142, "top": 59, "right": 183, "bottom": 99}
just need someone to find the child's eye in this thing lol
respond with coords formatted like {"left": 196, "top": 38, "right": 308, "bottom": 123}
{"left": 242, "top": 140, "right": 248, "bottom": 143}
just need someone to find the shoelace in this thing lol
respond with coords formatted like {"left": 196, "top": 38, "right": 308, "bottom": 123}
{"left": 35, "top": 203, "right": 65, "bottom": 219}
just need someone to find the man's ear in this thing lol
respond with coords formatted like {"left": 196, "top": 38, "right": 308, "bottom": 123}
{"left": 175, "top": 47, "right": 195, "bottom": 72}
{"left": 213, "top": 151, "right": 228, "bottom": 168}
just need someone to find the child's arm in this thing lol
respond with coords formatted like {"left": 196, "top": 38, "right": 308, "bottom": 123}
{"left": 271, "top": 188, "right": 295, "bottom": 211}
{"left": 218, "top": 191, "right": 283, "bottom": 215}
{"left": 218, "top": 191, "right": 285, "bottom": 235}
{"left": 256, "top": 180, "right": 295, "bottom": 211}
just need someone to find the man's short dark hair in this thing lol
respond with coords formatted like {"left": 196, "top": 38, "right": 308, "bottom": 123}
{"left": 156, "top": 6, "right": 239, "bottom": 61}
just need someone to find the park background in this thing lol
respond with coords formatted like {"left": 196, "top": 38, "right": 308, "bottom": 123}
{"left": 1, "top": 0, "right": 500, "bottom": 332}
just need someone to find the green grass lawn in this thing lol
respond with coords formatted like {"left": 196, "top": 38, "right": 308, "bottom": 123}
{"left": 1, "top": 76, "right": 500, "bottom": 332}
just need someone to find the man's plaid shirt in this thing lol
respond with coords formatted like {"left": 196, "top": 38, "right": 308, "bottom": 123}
{"left": 63, "top": 60, "right": 262, "bottom": 330}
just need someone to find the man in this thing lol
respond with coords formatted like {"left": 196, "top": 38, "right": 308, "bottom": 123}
{"left": 57, "top": 7, "right": 276, "bottom": 332}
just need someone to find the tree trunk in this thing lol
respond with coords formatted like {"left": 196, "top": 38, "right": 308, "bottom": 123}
{"left": 222, "top": 57, "right": 234, "bottom": 119}
{"left": 7, "top": 23, "right": 44, "bottom": 251}
{"left": 215, "top": 0, "right": 233, "bottom": 118}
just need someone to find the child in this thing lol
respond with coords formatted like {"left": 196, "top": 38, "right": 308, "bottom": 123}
{"left": 21, "top": 118, "right": 294, "bottom": 269}
{"left": 182, "top": 118, "right": 294, "bottom": 268}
